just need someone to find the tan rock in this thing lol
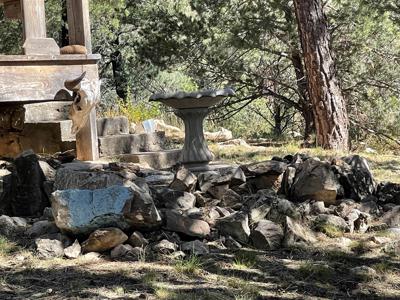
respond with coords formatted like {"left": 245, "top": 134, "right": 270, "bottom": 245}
{"left": 82, "top": 228, "right": 128, "bottom": 253}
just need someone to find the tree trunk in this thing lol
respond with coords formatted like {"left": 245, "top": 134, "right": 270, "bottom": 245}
{"left": 294, "top": 0, "right": 349, "bottom": 150}
{"left": 290, "top": 49, "right": 315, "bottom": 144}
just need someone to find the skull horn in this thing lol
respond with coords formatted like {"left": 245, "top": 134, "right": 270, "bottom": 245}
{"left": 64, "top": 72, "right": 87, "bottom": 91}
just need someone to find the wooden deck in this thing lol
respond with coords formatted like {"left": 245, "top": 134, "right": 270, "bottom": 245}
{"left": 0, "top": 54, "right": 101, "bottom": 104}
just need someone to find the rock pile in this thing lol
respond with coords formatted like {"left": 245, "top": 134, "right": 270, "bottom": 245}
{"left": 0, "top": 150, "right": 398, "bottom": 260}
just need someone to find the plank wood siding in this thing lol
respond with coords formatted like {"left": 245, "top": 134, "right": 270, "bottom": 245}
{"left": 0, "top": 55, "right": 100, "bottom": 103}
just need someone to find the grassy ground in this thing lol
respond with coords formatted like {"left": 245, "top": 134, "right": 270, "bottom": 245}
{"left": 1, "top": 145, "right": 400, "bottom": 299}
{"left": 0, "top": 232, "right": 399, "bottom": 299}
{"left": 210, "top": 143, "right": 400, "bottom": 183}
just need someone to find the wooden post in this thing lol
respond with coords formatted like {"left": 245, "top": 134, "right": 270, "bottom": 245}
{"left": 76, "top": 109, "right": 99, "bottom": 161}
{"left": 66, "top": 0, "right": 92, "bottom": 53}
{"left": 20, "top": 0, "right": 59, "bottom": 55}
{"left": 66, "top": 0, "right": 99, "bottom": 161}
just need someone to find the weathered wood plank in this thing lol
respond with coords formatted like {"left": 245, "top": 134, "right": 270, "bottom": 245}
{"left": 20, "top": 0, "right": 60, "bottom": 55}
{"left": 21, "top": 0, "right": 46, "bottom": 39}
{"left": 76, "top": 108, "right": 99, "bottom": 161}
{"left": 0, "top": 63, "right": 98, "bottom": 103}
{"left": 66, "top": 0, "right": 92, "bottom": 53}
{"left": 0, "top": 54, "right": 101, "bottom": 65}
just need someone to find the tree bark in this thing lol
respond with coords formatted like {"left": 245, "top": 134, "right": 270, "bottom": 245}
{"left": 294, "top": 0, "right": 349, "bottom": 150}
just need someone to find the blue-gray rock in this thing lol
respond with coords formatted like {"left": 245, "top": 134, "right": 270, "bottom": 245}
{"left": 51, "top": 184, "right": 161, "bottom": 235}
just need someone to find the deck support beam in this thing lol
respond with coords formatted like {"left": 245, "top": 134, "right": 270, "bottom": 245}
{"left": 66, "top": 0, "right": 98, "bottom": 161}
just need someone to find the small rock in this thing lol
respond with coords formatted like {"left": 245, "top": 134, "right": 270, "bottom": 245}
{"left": 0, "top": 215, "right": 27, "bottom": 238}
{"left": 193, "top": 191, "right": 213, "bottom": 207}
{"left": 110, "top": 244, "right": 143, "bottom": 260}
{"left": 250, "top": 220, "right": 283, "bottom": 250}
{"left": 351, "top": 266, "right": 377, "bottom": 279}
{"left": 380, "top": 206, "right": 400, "bottom": 227}
{"left": 310, "top": 201, "right": 327, "bottom": 214}
{"left": 64, "top": 240, "right": 81, "bottom": 259}
{"left": 267, "top": 198, "right": 299, "bottom": 224}
{"left": 314, "top": 214, "right": 349, "bottom": 232}
{"left": 181, "top": 240, "right": 209, "bottom": 255}
{"left": 162, "top": 189, "right": 196, "bottom": 210}
{"left": 82, "top": 252, "right": 102, "bottom": 260}
{"left": 217, "top": 212, "right": 250, "bottom": 243}
{"left": 370, "top": 236, "right": 391, "bottom": 245}
{"left": 164, "top": 210, "right": 210, "bottom": 238}
{"left": 283, "top": 216, "right": 317, "bottom": 248}
{"left": 221, "top": 189, "right": 242, "bottom": 208}
{"left": 42, "top": 207, "right": 54, "bottom": 221}
{"left": 128, "top": 231, "right": 149, "bottom": 248}
{"left": 35, "top": 237, "right": 64, "bottom": 259}
{"left": 82, "top": 228, "right": 128, "bottom": 253}
{"left": 170, "top": 168, "right": 197, "bottom": 192}
{"left": 153, "top": 239, "right": 178, "bottom": 254}
{"left": 224, "top": 236, "right": 243, "bottom": 249}
{"left": 26, "top": 220, "right": 59, "bottom": 238}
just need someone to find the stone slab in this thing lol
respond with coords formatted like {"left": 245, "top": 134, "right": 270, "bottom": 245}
{"left": 117, "top": 150, "right": 182, "bottom": 169}
{"left": 98, "top": 132, "right": 166, "bottom": 157}
{"left": 24, "top": 102, "right": 71, "bottom": 122}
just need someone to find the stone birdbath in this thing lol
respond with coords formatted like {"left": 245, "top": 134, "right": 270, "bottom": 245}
{"left": 150, "top": 88, "right": 235, "bottom": 169}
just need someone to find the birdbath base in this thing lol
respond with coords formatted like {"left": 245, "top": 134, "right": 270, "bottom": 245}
{"left": 175, "top": 107, "right": 213, "bottom": 167}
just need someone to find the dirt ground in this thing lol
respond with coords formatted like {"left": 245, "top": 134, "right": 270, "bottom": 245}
{"left": 0, "top": 230, "right": 399, "bottom": 300}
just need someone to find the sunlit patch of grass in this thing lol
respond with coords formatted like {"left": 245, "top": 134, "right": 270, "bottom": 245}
{"left": 297, "top": 262, "right": 335, "bottom": 282}
{"left": 113, "top": 286, "right": 125, "bottom": 296}
{"left": 233, "top": 251, "right": 258, "bottom": 269}
{"left": 225, "top": 277, "right": 261, "bottom": 299}
{"left": 142, "top": 271, "right": 158, "bottom": 286}
{"left": 0, "top": 236, "right": 19, "bottom": 257}
{"left": 372, "top": 261, "right": 393, "bottom": 274}
{"left": 314, "top": 223, "right": 344, "bottom": 238}
{"left": 350, "top": 240, "right": 370, "bottom": 254}
{"left": 174, "top": 254, "right": 203, "bottom": 275}
{"left": 155, "top": 287, "right": 177, "bottom": 299}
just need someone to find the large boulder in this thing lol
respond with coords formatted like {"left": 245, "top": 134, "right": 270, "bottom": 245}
{"left": 51, "top": 184, "right": 161, "bottom": 235}
{"left": 250, "top": 220, "right": 283, "bottom": 250}
{"left": 82, "top": 227, "right": 128, "bottom": 253}
{"left": 10, "top": 150, "right": 49, "bottom": 216}
{"left": 334, "top": 155, "right": 376, "bottom": 201}
{"left": 164, "top": 210, "right": 210, "bottom": 238}
{"left": 291, "top": 158, "right": 341, "bottom": 205}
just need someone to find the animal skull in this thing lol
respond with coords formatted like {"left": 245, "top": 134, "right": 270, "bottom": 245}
{"left": 64, "top": 72, "right": 100, "bottom": 134}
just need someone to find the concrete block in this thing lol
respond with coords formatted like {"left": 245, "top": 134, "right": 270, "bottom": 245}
{"left": 98, "top": 132, "right": 166, "bottom": 156}
{"left": 97, "top": 117, "right": 129, "bottom": 136}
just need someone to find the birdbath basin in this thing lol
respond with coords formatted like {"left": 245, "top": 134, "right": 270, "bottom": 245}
{"left": 150, "top": 88, "right": 235, "bottom": 168}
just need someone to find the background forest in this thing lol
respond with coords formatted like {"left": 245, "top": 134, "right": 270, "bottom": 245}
{"left": 0, "top": 0, "right": 399, "bottom": 148}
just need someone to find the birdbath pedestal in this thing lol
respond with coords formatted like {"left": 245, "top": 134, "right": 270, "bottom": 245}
{"left": 150, "top": 89, "right": 234, "bottom": 169}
